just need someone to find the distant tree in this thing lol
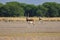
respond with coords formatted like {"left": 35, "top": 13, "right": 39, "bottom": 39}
{"left": 0, "top": 2, "right": 24, "bottom": 17}
{"left": 0, "top": 2, "right": 60, "bottom": 17}
{"left": 6, "top": 2, "right": 24, "bottom": 16}
{"left": 36, "top": 5, "right": 48, "bottom": 17}
{"left": 0, "top": 3, "right": 4, "bottom": 16}
{"left": 0, "top": 3, "right": 3, "bottom": 7}
{"left": 24, "top": 4, "right": 37, "bottom": 17}
{"left": 57, "top": 4, "right": 60, "bottom": 17}
{"left": 43, "top": 2, "right": 59, "bottom": 17}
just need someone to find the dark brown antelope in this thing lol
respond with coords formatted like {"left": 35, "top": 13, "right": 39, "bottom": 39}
{"left": 26, "top": 17, "right": 34, "bottom": 24}
{"left": 39, "top": 17, "right": 42, "bottom": 21}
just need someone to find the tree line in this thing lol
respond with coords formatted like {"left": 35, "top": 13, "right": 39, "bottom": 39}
{"left": 0, "top": 2, "right": 60, "bottom": 17}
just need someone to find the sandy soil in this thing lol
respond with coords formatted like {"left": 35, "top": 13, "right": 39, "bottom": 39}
{"left": 0, "top": 21, "right": 60, "bottom": 33}
{"left": 0, "top": 36, "right": 60, "bottom": 40}
{"left": 0, "top": 21, "right": 60, "bottom": 40}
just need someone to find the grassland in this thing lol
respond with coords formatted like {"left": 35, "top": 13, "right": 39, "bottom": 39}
{"left": 0, "top": 17, "right": 60, "bottom": 40}
{"left": 0, "top": 33, "right": 60, "bottom": 40}
{"left": 0, "top": 33, "right": 60, "bottom": 37}
{"left": 0, "top": 17, "right": 60, "bottom": 21}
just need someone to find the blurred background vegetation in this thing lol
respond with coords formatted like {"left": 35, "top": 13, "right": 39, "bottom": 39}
{"left": 0, "top": 2, "right": 60, "bottom": 17}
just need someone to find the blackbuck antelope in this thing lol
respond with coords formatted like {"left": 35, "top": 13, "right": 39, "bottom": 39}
{"left": 39, "top": 17, "right": 42, "bottom": 21}
{"left": 26, "top": 17, "right": 34, "bottom": 24}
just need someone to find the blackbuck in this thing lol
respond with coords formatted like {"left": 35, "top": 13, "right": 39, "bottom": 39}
{"left": 26, "top": 17, "right": 34, "bottom": 24}
{"left": 39, "top": 17, "right": 42, "bottom": 21}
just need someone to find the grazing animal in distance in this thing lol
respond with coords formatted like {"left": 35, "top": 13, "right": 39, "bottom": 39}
{"left": 39, "top": 17, "right": 42, "bottom": 21}
{"left": 26, "top": 17, "right": 34, "bottom": 24}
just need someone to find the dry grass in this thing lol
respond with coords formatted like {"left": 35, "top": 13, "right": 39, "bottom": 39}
{"left": 0, "top": 18, "right": 60, "bottom": 40}
{"left": 0, "top": 33, "right": 60, "bottom": 40}
{"left": 0, "top": 17, "right": 39, "bottom": 21}
{"left": 0, "top": 33, "right": 60, "bottom": 37}
{"left": 0, "top": 17, "right": 60, "bottom": 21}
{"left": 41, "top": 17, "right": 60, "bottom": 21}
